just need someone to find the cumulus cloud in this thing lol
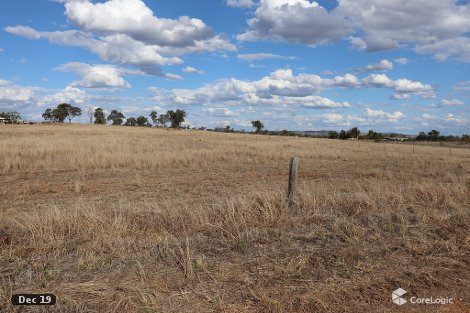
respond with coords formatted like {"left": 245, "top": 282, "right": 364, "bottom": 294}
{"left": 0, "top": 80, "right": 35, "bottom": 103}
{"left": 148, "top": 68, "right": 354, "bottom": 108}
{"left": 237, "top": 0, "right": 353, "bottom": 45}
{"left": 356, "top": 59, "right": 393, "bottom": 72}
{"left": 37, "top": 86, "right": 89, "bottom": 106}
{"left": 365, "top": 108, "right": 404, "bottom": 122}
{"left": 363, "top": 74, "right": 436, "bottom": 99}
{"left": 5, "top": 0, "right": 236, "bottom": 75}
{"left": 54, "top": 62, "right": 140, "bottom": 88}
{"left": 238, "top": 0, "right": 470, "bottom": 62}
{"left": 226, "top": 0, "right": 255, "bottom": 8}
{"left": 183, "top": 66, "right": 204, "bottom": 74}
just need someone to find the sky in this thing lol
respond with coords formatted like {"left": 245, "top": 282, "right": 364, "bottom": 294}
{"left": 0, "top": 0, "right": 469, "bottom": 134}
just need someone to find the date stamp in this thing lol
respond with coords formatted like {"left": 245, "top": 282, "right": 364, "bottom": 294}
{"left": 11, "top": 294, "right": 56, "bottom": 305}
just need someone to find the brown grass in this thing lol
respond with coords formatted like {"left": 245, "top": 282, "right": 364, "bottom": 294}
{"left": 0, "top": 124, "right": 469, "bottom": 312}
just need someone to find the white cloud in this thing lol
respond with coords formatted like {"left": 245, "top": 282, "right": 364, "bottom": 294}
{"left": 362, "top": 74, "right": 393, "bottom": 88}
{"left": 64, "top": 0, "right": 223, "bottom": 47}
{"left": 237, "top": 52, "right": 296, "bottom": 61}
{"left": 148, "top": 68, "right": 354, "bottom": 108}
{"left": 37, "top": 86, "right": 89, "bottom": 106}
{"left": 238, "top": 0, "right": 470, "bottom": 62}
{"left": 394, "top": 58, "right": 409, "bottom": 65}
{"left": 363, "top": 74, "right": 436, "bottom": 99}
{"left": 5, "top": 0, "right": 236, "bottom": 75}
{"left": 365, "top": 108, "right": 404, "bottom": 122}
{"left": 454, "top": 81, "right": 470, "bottom": 92}
{"left": 357, "top": 59, "right": 393, "bottom": 72}
{"left": 183, "top": 66, "right": 204, "bottom": 74}
{"left": 226, "top": 0, "right": 255, "bottom": 8}
{"left": 0, "top": 48, "right": 4, "bottom": 53}
{"left": 414, "top": 37, "right": 470, "bottom": 62}
{"left": 237, "top": 0, "right": 353, "bottom": 45}
{"left": 0, "top": 80, "right": 35, "bottom": 103}
{"left": 54, "top": 62, "right": 138, "bottom": 88}
{"left": 338, "top": 0, "right": 470, "bottom": 53}
{"left": 164, "top": 73, "right": 183, "bottom": 81}
{"left": 445, "top": 113, "right": 468, "bottom": 125}
{"left": 441, "top": 98, "right": 464, "bottom": 106}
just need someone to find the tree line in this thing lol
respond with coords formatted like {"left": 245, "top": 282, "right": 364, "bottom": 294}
{"left": 41, "top": 104, "right": 186, "bottom": 128}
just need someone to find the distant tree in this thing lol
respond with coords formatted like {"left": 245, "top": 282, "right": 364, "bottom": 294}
{"left": 124, "top": 117, "right": 137, "bottom": 126}
{"left": 339, "top": 130, "right": 347, "bottom": 140}
{"left": 86, "top": 106, "right": 94, "bottom": 124}
{"left": 251, "top": 120, "right": 264, "bottom": 133}
{"left": 0, "top": 111, "right": 21, "bottom": 121}
{"left": 167, "top": 109, "right": 186, "bottom": 128}
{"left": 107, "top": 110, "right": 125, "bottom": 126}
{"left": 157, "top": 113, "right": 171, "bottom": 128}
{"left": 328, "top": 131, "right": 339, "bottom": 139}
{"left": 42, "top": 109, "right": 53, "bottom": 122}
{"left": 416, "top": 132, "right": 428, "bottom": 141}
{"left": 463, "top": 134, "right": 470, "bottom": 145}
{"left": 149, "top": 111, "right": 158, "bottom": 127}
{"left": 50, "top": 103, "right": 81, "bottom": 123}
{"left": 94, "top": 108, "right": 106, "bottom": 125}
{"left": 428, "top": 130, "right": 440, "bottom": 141}
{"left": 136, "top": 116, "right": 148, "bottom": 127}
{"left": 347, "top": 127, "right": 360, "bottom": 139}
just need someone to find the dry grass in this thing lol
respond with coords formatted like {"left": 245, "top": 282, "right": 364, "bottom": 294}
{"left": 0, "top": 124, "right": 469, "bottom": 312}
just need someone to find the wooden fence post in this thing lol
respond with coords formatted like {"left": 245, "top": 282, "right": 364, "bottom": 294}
{"left": 287, "top": 157, "right": 299, "bottom": 207}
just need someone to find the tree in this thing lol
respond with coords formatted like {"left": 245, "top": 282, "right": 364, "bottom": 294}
{"left": 107, "top": 110, "right": 125, "bottom": 126}
{"left": 124, "top": 117, "right": 137, "bottom": 126}
{"left": 462, "top": 134, "right": 470, "bottom": 145}
{"left": 328, "top": 131, "right": 339, "bottom": 139}
{"left": 167, "top": 109, "right": 186, "bottom": 128}
{"left": 339, "top": 130, "right": 347, "bottom": 140}
{"left": 157, "top": 113, "right": 171, "bottom": 128}
{"left": 251, "top": 120, "right": 264, "bottom": 133}
{"left": 149, "top": 111, "right": 158, "bottom": 127}
{"left": 87, "top": 106, "right": 94, "bottom": 124}
{"left": 416, "top": 132, "right": 427, "bottom": 141}
{"left": 42, "top": 109, "right": 53, "bottom": 122}
{"left": 136, "top": 116, "right": 148, "bottom": 127}
{"left": 94, "top": 108, "right": 106, "bottom": 125}
{"left": 0, "top": 111, "right": 21, "bottom": 121}
{"left": 347, "top": 127, "right": 360, "bottom": 139}
{"left": 52, "top": 103, "right": 81, "bottom": 123}
{"left": 428, "top": 130, "right": 440, "bottom": 141}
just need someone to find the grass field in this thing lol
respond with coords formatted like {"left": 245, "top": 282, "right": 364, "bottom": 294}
{"left": 1, "top": 124, "right": 469, "bottom": 312}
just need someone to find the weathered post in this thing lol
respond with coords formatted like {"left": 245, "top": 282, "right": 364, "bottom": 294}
{"left": 287, "top": 157, "right": 299, "bottom": 207}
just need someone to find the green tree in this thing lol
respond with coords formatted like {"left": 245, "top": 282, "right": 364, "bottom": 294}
{"left": 51, "top": 103, "right": 81, "bottom": 123}
{"left": 328, "top": 131, "right": 339, "bottom": 139}
{"left": 124, "top": 117, "right": 137, "bottom": 126}
{"left": 157, "top": 113, "right": 171, "bottom": 127}
{"left": 251, "top": 120, "right": 264, "bottom": 133}
{"left": 339, "top": 130, "right": 347, "bottom": 140}
{"left": 347, "top": 127, "right": 360, "bottom": 139}
{"left": 416, "top": 132, "right": 427, "bottom": 141}
{"left": 149, "top": 111, "right": 158, "bottom": 126}
{"left": 167, "top": 109, "right": 186, "bottom": 128}
{"left": 0, "top": 111, "right": 21, "bottom": 121}
{"left": 427, "top": 130, "right": 440, "bottom": 141}
{"left": 462, "top": 134, "right": 470, "bottom": 145}
{"left": 42, "top": 109, "right": 53, "bottom": 122}
{"left": 136, "top": 116, "right": 148, "bottom": 127}
{"left": 94, "top": 108, "right": 106, "bottom": 125}
{"left": 107, "top": 110, "right": 125, "bottom": 126}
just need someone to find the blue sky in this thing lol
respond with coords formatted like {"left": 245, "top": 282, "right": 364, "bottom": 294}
{"left": 0, "top": 0, "right": 469, "bottom": 134}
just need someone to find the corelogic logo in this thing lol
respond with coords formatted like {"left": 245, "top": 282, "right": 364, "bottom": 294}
{"left": 392, "top": 288, "right": 407, "bottom": 306}
{"left": 391, "top": 288, "right": 454, "bottom": 306}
